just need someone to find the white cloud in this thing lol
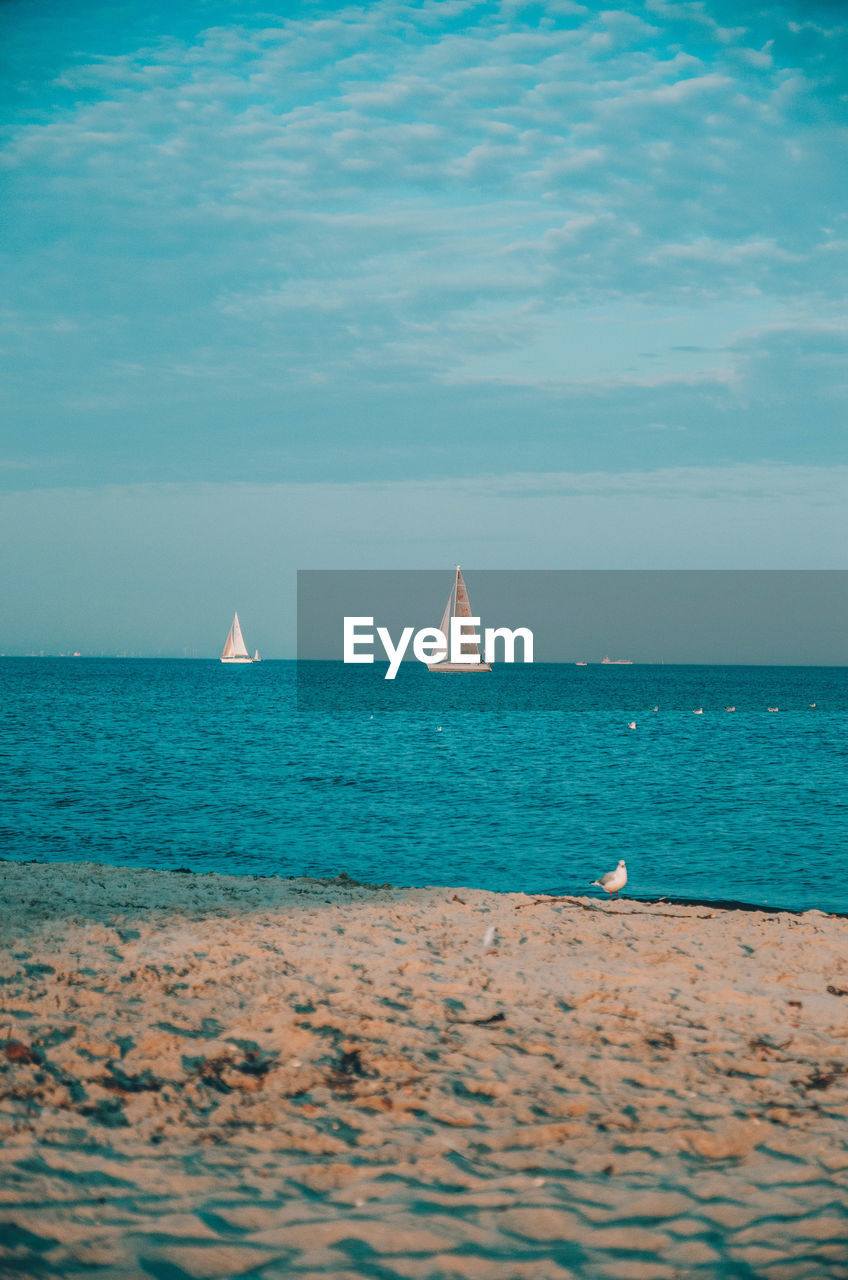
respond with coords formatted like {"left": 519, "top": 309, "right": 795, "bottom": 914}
{"left": 647, "top": 237, "right": 800, "bottom": 265}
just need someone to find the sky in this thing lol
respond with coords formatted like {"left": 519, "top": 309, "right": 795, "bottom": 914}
{"left": 298, "top": 570, "right": 848, "bottom": 666}
{"left": 2, "top": 0, "right": 847, "bottom": 655}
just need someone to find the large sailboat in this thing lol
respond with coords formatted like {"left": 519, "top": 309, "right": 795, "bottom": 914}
{"left": 221, "top": 612, "right": 253, "bottom": 664}
{"left": 428, "top": 566, "right": 491, "bottom": 673}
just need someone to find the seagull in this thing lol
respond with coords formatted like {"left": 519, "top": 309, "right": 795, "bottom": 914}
{"left": 651, "top": 706, "right": 658, "bottom": 712}
{"left": 809, "top": 703, "right": 816, "bottom": 709}
{"left": 767, "top": 706, "right": 779, "bottom": 713}
{"left": 591, "top": 859, "right": 627, "bottom": 901}
{"left": 725, "top": 706, "right": 735, "bottom": 712}
{"left": 693, "top": 708, "right": 703, "bottom": 714}
{"left": 628, "top": 721, "right": 636, "bottom": 729}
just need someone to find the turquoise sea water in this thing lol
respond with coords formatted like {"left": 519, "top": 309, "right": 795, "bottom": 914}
{"left": 1, "top": 658, "right": 847, "bottom": 912}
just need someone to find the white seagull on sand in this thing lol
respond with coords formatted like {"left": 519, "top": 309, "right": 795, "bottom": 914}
{"left": 591, "top": 859, "right": 627, "bottom": 900}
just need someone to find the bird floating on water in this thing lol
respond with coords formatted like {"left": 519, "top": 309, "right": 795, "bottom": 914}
{"left": 767, "top": 706, "right": 779, "bottom": 713}
{"left": 591, "top": 859, "right": 627, "bottom": 901}
{"left": 725, "top": 706, "right": 735, "bottom": 712}
{"left": 628, "top": 721, "right": 636, "bottom": 729}
{"left": 693, "top": 708, "right": 703, "bottom": 715}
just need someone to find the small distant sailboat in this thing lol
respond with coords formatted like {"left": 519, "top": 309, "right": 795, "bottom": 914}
{"left": 221, "top": 612, "right": 253, "bottom": 664}
{"left": 253, "top": 650, "right": 261, "bottom": 663}
{"left": 428, "top": 566, "right": 491, "bottom": 673}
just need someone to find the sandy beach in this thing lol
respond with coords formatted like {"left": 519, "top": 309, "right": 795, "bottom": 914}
{"left": 1, "top": 861, "right": 847, "bottom": 1279}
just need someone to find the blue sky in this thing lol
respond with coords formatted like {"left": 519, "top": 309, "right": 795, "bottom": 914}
{"left": 2, "top": 0, "right": 847, "bottom": 653}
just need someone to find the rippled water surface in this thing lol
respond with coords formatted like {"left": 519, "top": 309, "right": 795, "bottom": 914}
{"left": 2, "top": 658, "right": 847, "bottom": 911}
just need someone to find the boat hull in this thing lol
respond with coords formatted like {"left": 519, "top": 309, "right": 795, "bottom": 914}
{"left": 221, "top": 657, "right": 253, "bottom": 664}
{"left": 427, "top": 663, "right": 491, "bottom": 672}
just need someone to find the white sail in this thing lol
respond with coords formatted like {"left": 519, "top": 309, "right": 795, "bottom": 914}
{"left": 453, "top": 567, "right": 482, "bottom": 659}
{"left": 221, "top": 611, "right": 253, "bottom": 663}
{"left": 437, "top": 592, "right": 452, "bottom": 656}
{"left": 454, "top": 568, "right": 472, "bottom": 617}
{"left": 428, "top": 565, "right": 490, "bottom": 673}
{"left": 228, "top": 614, "right": 248, "bottom": 658}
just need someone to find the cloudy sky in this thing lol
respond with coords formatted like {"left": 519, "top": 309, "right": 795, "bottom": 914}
{"left": 2, "top": 0, "right": 847, "bottom": 654}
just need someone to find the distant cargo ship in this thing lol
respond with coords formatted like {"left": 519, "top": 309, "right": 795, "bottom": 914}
{"left": 601, "top": 656, "right": 633, "bottom": 665}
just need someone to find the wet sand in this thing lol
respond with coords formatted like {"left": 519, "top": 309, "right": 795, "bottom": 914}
{"left": 1, "top": 859, "right": 847, "bottom": 1279}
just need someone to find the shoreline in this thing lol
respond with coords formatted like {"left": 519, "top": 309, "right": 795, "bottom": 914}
{"left": 3, "top": 854, "right": 845, "bottom": 921}
{"left": 2, "top": 859, "right": 847, "bottom": 1278}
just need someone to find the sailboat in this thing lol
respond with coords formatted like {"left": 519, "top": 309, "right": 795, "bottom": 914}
{"left": 428, "top": 566, "right": 491, "bottom": 673}
{"left": 253, "top": 650, "right": 261, "bottom": 663}
{"left": 220, "top": 612, "right": 253, "bottom": 664}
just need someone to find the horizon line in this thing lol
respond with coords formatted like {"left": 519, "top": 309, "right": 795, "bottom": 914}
{"left": 2, "top": 655, "right": 847, "bottom": 669}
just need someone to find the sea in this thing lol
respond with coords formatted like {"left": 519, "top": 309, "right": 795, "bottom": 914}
{"left": 2, "top": 658, "right": 847, "bottom": 913}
